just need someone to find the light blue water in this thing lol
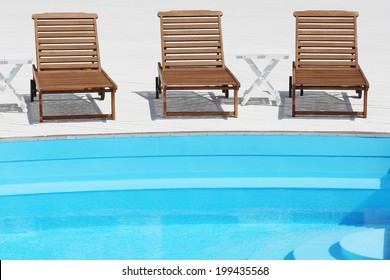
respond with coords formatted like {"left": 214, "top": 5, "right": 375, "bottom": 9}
{"left": 0, "top": 134, "right": 390, "bottom": 259}
{"left": 1, "top": 187, "right": 389, "bottom": 260}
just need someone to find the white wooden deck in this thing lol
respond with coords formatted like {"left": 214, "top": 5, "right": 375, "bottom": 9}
{"left": 1, "top": 0, "right": 389, "bottom": 139}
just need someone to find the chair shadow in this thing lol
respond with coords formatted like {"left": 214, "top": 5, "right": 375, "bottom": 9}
{"left": 26, "top": 93, "right": 107, "bottom": 124}
{"left": 279, "top": 90, "right": 361, "bottom": 120}
{"left": 0, "top": 90, "right": 26, "bottom": 113}
{"left": 0, "top": 103, "right": 24, "bottom": 113}
{"left": 134, "top": 90, "right": 232, "bottom": 120}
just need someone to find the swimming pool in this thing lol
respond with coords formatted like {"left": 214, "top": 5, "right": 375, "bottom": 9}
{"left": 0, "top": 134, "right": 389, "bottom": 259}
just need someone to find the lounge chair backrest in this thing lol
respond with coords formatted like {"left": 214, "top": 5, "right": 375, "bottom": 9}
{"left": 294, "top": 10, "right": 359, "bottom": 69}
{"left": 158, "top": 10, "right": 225, "bottom": 69}
{"left": 32, "top": 13, "right": 101, "bottom": 72}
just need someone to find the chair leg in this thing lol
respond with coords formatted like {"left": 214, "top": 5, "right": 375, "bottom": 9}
{"left": 222, "top": 85, "right": 229, "bottom": 98}
{"left": 223, "top": 89, "right": 229, "bottom": 98}
{"left": 98, "top": 88, "right": 105, "bottom": 101}
{"left": 292, "top": 85, "right": 296, "bottom": 117}
{"left": 289, "top": 76, "right": 292, "bottom": 98}
{"left": 30, "top": 79, "right": 36, "bottom": 102}
{"left": 155, "top": 77, "right": 161, "bottom": 99}
{"left": 163, "top": 87, "right": 167, "bottom": 117}
{"left": 363, "top": 88, "right": 368, "bottom": 118}
{"left": 39, "top": 92, "right": 43, "bottom": 122}
{"left": 111, "top": 90, "right": 116, "bottom": 120}
{"left": 300, "top": 89, "right": 303, "bottom": 96}
{"left": 234, "top": 88, "right": 238, "bottom": 118}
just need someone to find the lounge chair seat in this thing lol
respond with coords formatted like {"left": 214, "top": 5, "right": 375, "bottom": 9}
{"left": 161, "top": 68, "right": 238, "bottom": 87}
{"left": 34, "top": 70, "right": 114, "bottom": 92}
{"left": 294, "top": 68, "right": 367, "bottom": 87}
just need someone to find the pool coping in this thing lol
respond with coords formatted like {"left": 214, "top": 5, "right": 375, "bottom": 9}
{"left": 2, "top": 130, "right": 390, "bottom": 142}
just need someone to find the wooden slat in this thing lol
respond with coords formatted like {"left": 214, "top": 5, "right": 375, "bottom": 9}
{"left": 37, "top": 32, "right": 95, "bottom": 38}
{"left": 164, "top": 42, "right": 221, "bottom": 48}
{"left": 298, "top": 30, "right": 355, "bottom": 35}
{"left": 297, "top": 24, "right": 354, "bottom": 29}
{"left": 42, "top": 114, "right": 113, "bottom": 121}
{"left": 37, "top": 26, "right": 95, "bottom": 32}
{"left": 162, "top": 18, "right": 219, "bottom": 24}
{"left": 39, "top": 45, "right": 97, "bottom": 50}
{"left": 38, "top": 38, "right": 97, "bottom": 44}
{"left": 39, "top": 51, "right": 97, "bottom": 56}
{"left": 40, "top": 63, "right": 99, "bottom": 70}
{"left": 164, "top": 48, "right": 221, "bottom": 54}
{"left": 164, "top": 61, "right": 223, "bottom": 67}
{"left": 162, "top": 36, "right": 220, "bottom": 42}
{"left": 40, "top": 57, "right": 99, "bottom": 63}
{"left": 298, "top": 42, "right": 355, "bottom": 47}
{"left": 164, "top": 54, "right": 222, "bottom": 60}
{"left": 162, "top": 30, "right": 220, "bottom": 36}
{"left": 158, "top": 10, "right": 222, "bottom": 17}
{"left": 36, "top": 20, "right": 94, "bottom": 26}
{"left": 298, "top": 61, "right": 356, "bottom": 67}
{"left": 294, "top": 10, "right": 358, "bottom": 17}
{"left": 33, "top": 12, "right": 97, "bottom": 19}
{"left": 297, "top": 36, "right": 355, "bottom": 41}
{"left": 297, "top": 18, "right": 355, "bottom": 23}
{"left": 165, "top": 111, "right": 235, "bottom": 117}
{"left": 162, "top": 24, "right": 218, "bottom": 29}
{"left": 297, "top": 48, "right": 356, "bottom": 54}
{"left": 297, "top": 54, "right": 356, "bottom": 60}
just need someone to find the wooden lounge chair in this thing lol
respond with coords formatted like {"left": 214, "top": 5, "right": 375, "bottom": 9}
{"left": 31, "top": 13, "right": 117, "bottom": 122}
{"left": 289, "top": 10, "right": 369, "bottom": 117}
{"left": 156, "top": 10, "right": 240, "bottom": 117}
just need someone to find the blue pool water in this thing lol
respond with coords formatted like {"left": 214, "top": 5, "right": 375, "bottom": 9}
{"left": 0, "top": 134, "right": 390, "bottom": 259}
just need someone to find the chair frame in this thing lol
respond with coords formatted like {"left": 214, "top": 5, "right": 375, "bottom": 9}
{"left": 289, "top": 10, "right": 369, "bottom": 118}
{"left": 31, "top": 12, "right": 117, "bottom": 122}
{"left": 156, "top": 10, "right": 240, "bottom": 117}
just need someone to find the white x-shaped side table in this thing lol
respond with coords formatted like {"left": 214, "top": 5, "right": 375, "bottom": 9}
{"left": 0, "top": 57, "right": 33, "bottom": 112}
{"left": 236, "top": 54, "right": 289, "bottom": 106}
